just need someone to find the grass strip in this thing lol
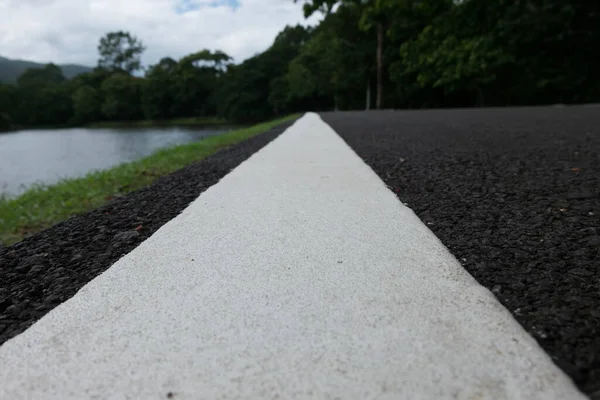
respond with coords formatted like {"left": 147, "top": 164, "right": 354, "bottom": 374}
{"left": 0, "top": 114, "right": 299, "bottom": 245}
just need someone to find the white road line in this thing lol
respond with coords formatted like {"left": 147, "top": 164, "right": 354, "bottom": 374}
{"left": 0, "top": 113, "right": 585, "bottom": 399}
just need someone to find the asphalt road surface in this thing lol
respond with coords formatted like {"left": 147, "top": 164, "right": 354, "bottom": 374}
{"left": 0, "top": 107, "right": 598, "bottom": 398}
{"left": 321, "top": 106, "right": 599, "bottom": 398}
{"left": 0, "top": 113, "right": 587, "bottom": 399}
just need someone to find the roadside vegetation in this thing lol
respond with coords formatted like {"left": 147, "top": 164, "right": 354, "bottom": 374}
{"left": 0, "top": 115, "right": 298, "bottom": 245}
{"left": 2, "top": 0, "right": 598, "bottom": 133}
{"left": 0, "top": 0, "right": 597, "bottom": 243}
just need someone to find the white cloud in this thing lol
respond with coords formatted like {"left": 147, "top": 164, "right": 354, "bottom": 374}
{"left": 0, "top": 0, "right": 320, "bottom": 67}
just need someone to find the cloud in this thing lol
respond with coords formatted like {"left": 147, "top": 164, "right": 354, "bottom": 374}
{"left": 0, "top": 0, "right": 320, "bottom": 67}
{"left": 174, "top": 0, "right": 240, "bottom": 14}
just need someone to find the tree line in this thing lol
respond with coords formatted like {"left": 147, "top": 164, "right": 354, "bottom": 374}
{"left": 1, "top": 0, "right": 599, "bottom": 131}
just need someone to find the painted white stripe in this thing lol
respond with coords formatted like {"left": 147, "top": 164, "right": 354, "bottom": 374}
{"left": 0, "top": 113, "right": 585, "bottom": 399}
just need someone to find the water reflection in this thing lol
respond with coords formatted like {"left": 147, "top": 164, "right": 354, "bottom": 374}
{"left": 0, "top": 126, "right": 230, "bottom": 196}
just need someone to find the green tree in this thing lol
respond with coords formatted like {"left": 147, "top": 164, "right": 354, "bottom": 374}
{"left": 297, "top": 0, "right": 394, "bottom": 108}
{"left": 283, "top": 3, "right": 373, "bottom": 111}
{"left": 100, "top": 73, "right": 142, "bottom": 120}
{"left": 0, "top": 83, "right": 17, "bottom": 130}
{"left": 216, "top": 25, "right": 311, "bottom": 122}
{"left": 17, "top": 64, "right": 66, "bottom": 86}
{"left": 72, "top": 85, "right": 101, "bottom": 123}
{"left": 71, "top": 67, "right": 113, "bottom": 91}
{"left": 171, "top": 50, "right": 232, "bottom": 117}
{"left": 13, "top": 84, "right": 72, "bottom": 126}
{"left": 13, "top": 65, "right": 73, "bottom": 126}
{"left": 97, "top": 31, "right": 146, "bottom": 73}
{"left": 356, "top": 0, "right": 392, "bottom": 109}
{"left": 141, "top": 57, "right": 178, "bottom": 120}
{"left": 295, "top": 0, "right": 338, "bottom": 16}
{"left": 0, "top": 112, "right": 10, "bottom": 131}
{"left": 285, "top": 30, "right": 339, "bottom": 109}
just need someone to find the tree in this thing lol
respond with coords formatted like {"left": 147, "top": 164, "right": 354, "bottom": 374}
{"left": 295, "top": 0, "right": 339, "bottom": 16}
{"left": 178, "top": 50, "right": 232, "bottom": 71}
{"left": 17, "top": 64, "right": 66, "bottom": 87}
{"left": 0, "top": 83, "right": 17, "bottom": 130}
{"left": 172, "top": 50, "right": 232, "bottom": 117}
{"left": 297, "top": 0, "right": 391, "bottom": 108}
{"left": 357, "top": 0, "right": 393, "bottom": 109}
{"left": 141, "top": 58, "right": 178, "bottom": 120}
{"left": 100, "top": 73, "right": 142, "bottom": 120}
{"left": 215, "top": 25, "right": 311, "bottom": 122}
{"left": 12, "top": 65, "right": 73, "bottom": 126}
{"left": 285, "top": 29, "right": 340, "bottom": 109}
{"left": 97, "top": 31, "right": 146, "bottom": 73}
{"left": 13, "top": 83, "right": 73, "bottom": 126}
{"left": 0, "top": 112, "right": 10, "bottom": 131}
{"left": 3, "top": 0, "right": 600, "bottom": 128}
{"left": 72, "top": 85, "right": 101, "bottom": 123}
{"left": 71, "top": 67, "right": 113, "bottom": 91}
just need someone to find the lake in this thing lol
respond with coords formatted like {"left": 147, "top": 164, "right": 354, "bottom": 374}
{"left": 0, "top": 126, "right": 231, "bottom": 197}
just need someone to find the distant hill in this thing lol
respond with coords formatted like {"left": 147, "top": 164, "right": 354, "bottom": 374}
{"left": 0, "top": 56, "right": 93, "bottom": 84}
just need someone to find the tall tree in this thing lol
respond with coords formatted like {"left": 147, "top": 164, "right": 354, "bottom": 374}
{"left": 0, "top": 83, "right": 17, "bottom": 130}
{"left": 297, "top": 0, "right": 390, "bottom": 108}
{"left": 97, "top": 31, "right": 146, "bottom": 73}
{"left": 357, "top": 0, "right": 393, "bottom": 109}
{"left": 72, "top": 85, "right": 101, "bottom": 123}
{"left": 294, "top": 0, "right": 339, "bottom": 16}
{"left": 215, "top": 25, "right": 311, "bottom": 122}
{"left": 13, "top": 65, "right": 73, "bottom": 126}
{"left": 172, "top": 50, "right": 232, "bottom": 117}
{"left": 17, "top": 64, "right": 66, "bottom": 87}
{"left": 141, "top": 57, "right": 178, "bottom": 120}
{"left": 100, "top": 73, "right": 142, "bottom": 120}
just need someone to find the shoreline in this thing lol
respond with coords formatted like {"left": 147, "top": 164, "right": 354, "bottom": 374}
{"left": 0, "top": 116, "right": 233, "bottom": 132}
{"left": 0, "top": 114, "right": 299, "bottom": 245}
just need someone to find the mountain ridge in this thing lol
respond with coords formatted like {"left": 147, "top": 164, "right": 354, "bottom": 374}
{"left": 0, "top": 55, "right": 93, "bottom": 83}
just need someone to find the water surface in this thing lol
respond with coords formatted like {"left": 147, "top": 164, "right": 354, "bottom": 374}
{"left": 0, "top": 126, "right": 230, "bottom": 196}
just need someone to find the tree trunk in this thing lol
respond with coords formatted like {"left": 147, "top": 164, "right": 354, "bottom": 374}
{"left": 376, "top": 22, "right": 384, "bottom": 109}
{"left": 366, "top": 78, "right": 371, "bottom": 111}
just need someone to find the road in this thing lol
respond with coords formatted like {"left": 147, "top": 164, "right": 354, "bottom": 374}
{"left": 0, "top": 108, "right": 598, "bottom": 399}
{"left": 321, "top": 106, "right": 600, "bottom": 397}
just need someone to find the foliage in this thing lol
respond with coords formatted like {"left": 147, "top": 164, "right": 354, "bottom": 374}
{"left": 141, "top": 58, "right": 178, "bottom": 120}
{"left": 215, "top": 25, "right": 312, "bottom": 122}
{"left": 295, "top": 0, "right": 340, "bottom": 17}
{"left": 17, "top": 63, "right": 66, "bottom": 86}
{"left": 0, "top": 83, "right": 17, "bottom": 130}
{"left": 2, "top": 5, "right": 600, "bottom": 128}
{"left": 100, "top": 73, "right": 142, "bottom": 120}
{"left": 72, "top": 85, "right": 102, "bottom": 123}
{"left": 97, "top": 31, "right": 146, "bottom": 73}
{"left": 0, "top": 112, "right": 10, "bottom": 131}
{"left": 282, "top": 3, "right": 373, "bottom": 110}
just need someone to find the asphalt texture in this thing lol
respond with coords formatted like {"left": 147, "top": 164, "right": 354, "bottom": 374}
{"left": 320, "top": 107, "right": 600, "bottom": 398}
{"left": 0, "top": 120, "right": 295, "bottom": 347}
{"left": 0, "top": 113, "right": 585, "bottom": 400}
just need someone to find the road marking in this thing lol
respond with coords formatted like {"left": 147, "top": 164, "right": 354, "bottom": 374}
{"left": 0, "top": 113, "right": 585, "bottom": 399}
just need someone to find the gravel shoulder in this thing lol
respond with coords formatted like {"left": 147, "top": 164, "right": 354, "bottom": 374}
{"left": 0, "top": 120, "right": 295, "bottom": 346}
{"left": 321, "top": 107, "right": 600, "bottom": 398}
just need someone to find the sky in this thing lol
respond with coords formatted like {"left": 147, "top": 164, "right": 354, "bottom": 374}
{"left": 0, "top": 0, "right": 319, "bottom": 67}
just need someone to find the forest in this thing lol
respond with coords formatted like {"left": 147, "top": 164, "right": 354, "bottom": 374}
{"left": 1, "top": 0, "right": 599, "bottom": 131}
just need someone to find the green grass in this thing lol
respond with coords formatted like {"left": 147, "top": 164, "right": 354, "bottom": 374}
{"left": 0, "top": 114, "right": 300, "bottom": 245}
{"left": 86, "top": 116, "right": 230, "bottom": 129}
